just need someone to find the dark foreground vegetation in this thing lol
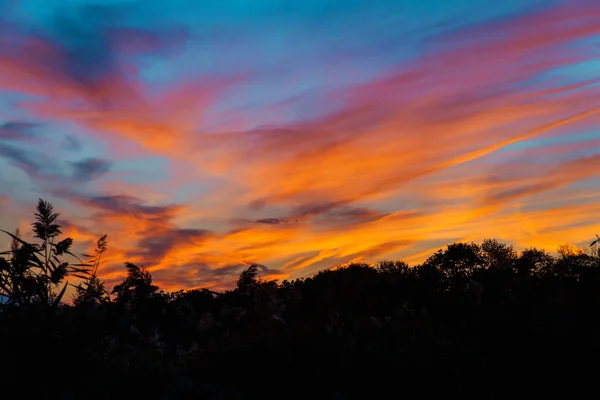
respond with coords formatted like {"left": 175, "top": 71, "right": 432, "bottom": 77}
{"left": 1, "top": 200, "right": 600, "bottom": 399}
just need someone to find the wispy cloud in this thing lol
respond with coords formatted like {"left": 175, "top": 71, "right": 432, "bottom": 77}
{"left": 70, "top": 158, "right": 113, "bottom": 181}
{"left": 0, "top": 121, "right": 41, "bottom": 141}
{"left": 0, "top": 0, "right": 599, "bottom": 291}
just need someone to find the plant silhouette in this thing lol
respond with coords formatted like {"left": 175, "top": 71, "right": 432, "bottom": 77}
{"left": 74, "top": 234, "right": 109, "bottom": 305}
{"left": 0, "top": 199, "right": 93, "bottom": 307}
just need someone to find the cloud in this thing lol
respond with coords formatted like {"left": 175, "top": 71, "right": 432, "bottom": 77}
{"left": 0, "top": 143, "right": 48, "bottom": 178}
{"left": 0, "top": 142, "right": 113, "bottom": 185}
{"left": 482, "top": 153, "right": 600, "bottom": 205}
{"left": 129, "top": 228, "right": 212, "bottom": 266}
{"left": 289, "top": 202, "right": 345, "bottom": 220}
{"left": 149, "top": 261, "right": 284, "bottom": 292}
{"left": 0, "top": 2, "right": 208, "bottom": 159}
{"left": 0, "top": 3, "right": 189, "bottom": 91}
{"left": 0, "top": 121, "right": 40, "bottom": 141}
{"left": 62, "top": 136, "right": 82, "bottom": 152}
{"left": 321, "top": 206, "right": 389, "bottom": 223}
{"left": 70, "top": 158, "right": 113, "bottom": 181}
{"left": 52, "top": 192, "right": 226, "bottom": 289}
{"left": 255, "top": 218, "right": 287, "bottom": 225}
{"left": 1, "top": 0, "right": 600, "bottom": 291}
{"left": 174, "top": 14, "right": 600, "bottom": 225}
{"left": 65, "top": 193, "right": 182, "bottom": 220}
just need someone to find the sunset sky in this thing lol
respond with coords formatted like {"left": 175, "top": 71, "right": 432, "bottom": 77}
{"left": 0, "top": 0, "right": 599, "bottom": 291}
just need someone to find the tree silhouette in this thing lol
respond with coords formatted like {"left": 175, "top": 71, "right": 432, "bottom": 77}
{"left": 481, "top": 238, "right": 517, "bottom": 270}
{"left": 423, "top": 242, "right": 483, "bottom": 279}
{"left": 237, "top": 264, "right": 260, "bottom": 293}
{"left": 515, "top": 247, "right": 554, "bottom": 276}
{"left": 377, "top": 260, "right": 411, "bottom": 276}
{"left": 557, "top": 242, "right": 585, "bottom": 258}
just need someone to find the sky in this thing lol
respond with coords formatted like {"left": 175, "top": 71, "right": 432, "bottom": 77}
{"left": 0, "top": 0, "right": 599, "bottom": 292}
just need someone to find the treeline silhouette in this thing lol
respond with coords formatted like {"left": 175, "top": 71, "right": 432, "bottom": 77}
{"left": 1, "top": 200, "right": 600, "bottom": 399}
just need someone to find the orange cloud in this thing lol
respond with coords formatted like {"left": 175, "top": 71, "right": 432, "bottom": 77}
{"left": 1, "top": 2, "right": 599, "bottom": 291}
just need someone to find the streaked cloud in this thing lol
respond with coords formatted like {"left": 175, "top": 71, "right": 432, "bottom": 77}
{"left": 0, "top": 0, "right": 599, "bottom": 291}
